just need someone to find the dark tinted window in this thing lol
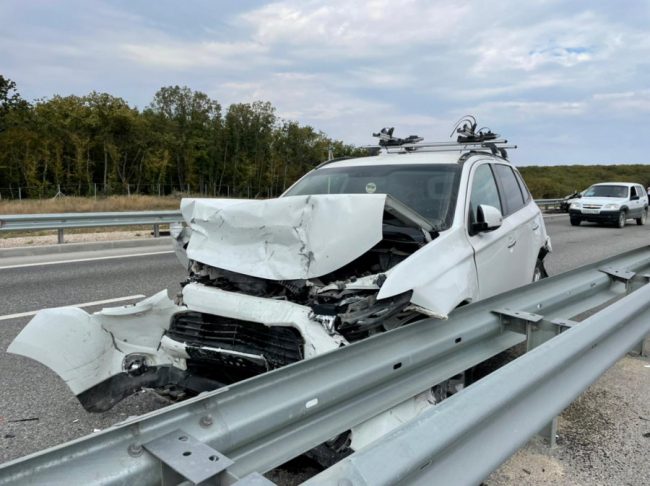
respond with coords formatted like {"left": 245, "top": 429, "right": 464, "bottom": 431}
{"left": 493, "top": 164, "right": 525, "bottom": 215}
{"left": 285, "top": 164, "right": 462, "bottom": 229}
{"left": 584, "top": 185, "right": 628, "bottom": 198}
{"left": 469, "top": 164, "right": 502, "bottom": 226}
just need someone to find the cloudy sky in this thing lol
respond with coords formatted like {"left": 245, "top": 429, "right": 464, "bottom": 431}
{"left": 2, "top": 0, "right": 649, "bottom": 165}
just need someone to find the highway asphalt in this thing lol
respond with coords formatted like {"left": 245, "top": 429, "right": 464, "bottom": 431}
{"left": 0, "top": 214, "right": 649, "bottom": 474}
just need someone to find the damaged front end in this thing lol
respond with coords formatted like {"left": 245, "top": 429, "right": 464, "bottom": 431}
{"left": 165, "top": 194, "right": 435, "bottom": 388}
{"left": 9, "top": 194, "right": 441, "bottom": 412}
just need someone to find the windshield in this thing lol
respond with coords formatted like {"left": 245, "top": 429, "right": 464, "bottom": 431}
{"left": 284, "top": 163, "right": 462, "bottom": 229}
{"left": 584, "top": 185, "right": 629, "bottom": 198}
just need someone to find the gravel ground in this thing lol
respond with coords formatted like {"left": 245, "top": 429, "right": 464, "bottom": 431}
{"left": 487, "top": 354, "right": 650, "bottom": 486}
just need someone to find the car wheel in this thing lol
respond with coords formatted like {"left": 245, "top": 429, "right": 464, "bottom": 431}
{"left": 617, "top": 210, "right": 627, "bottom": 228}
{"left": 636, "top": 208, "right": 647, "bottom": 226}
{"left": 570, "top": 217, "right": 581, "bottom": 226}
{"left": 533, "top": 259, "right": 548, "bottom": 282}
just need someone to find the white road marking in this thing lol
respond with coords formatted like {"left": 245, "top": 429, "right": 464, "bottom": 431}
{"left": 0, "top": 250, "right": 174, "bottom": 270}
{"left": 0, "top": 294, "right": 146, "bottom": 321}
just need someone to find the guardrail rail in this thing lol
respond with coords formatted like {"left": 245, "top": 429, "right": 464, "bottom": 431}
{"left": 0, "top": 211, "right": 183, "bottom": 243}
{"left": 534, "top": 198, "right": 564, "bottom": 211}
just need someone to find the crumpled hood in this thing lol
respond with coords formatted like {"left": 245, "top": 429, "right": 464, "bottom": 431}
{"left": 181, "top": 194, "right": 387, "bottom": 280}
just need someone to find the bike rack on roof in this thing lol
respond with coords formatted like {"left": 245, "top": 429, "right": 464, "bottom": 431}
{"left": 367, "top": 115, "right": 517, "bottom": 159}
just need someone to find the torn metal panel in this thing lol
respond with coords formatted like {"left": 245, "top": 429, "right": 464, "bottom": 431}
{"left": 8, "top": 291, "right": 184, "bottom": 397}
{"left": 378, "top": 230, "right": 479, "bottom": 317}
{"left": 180, "top": 194, "right": 386, "bottom": 280}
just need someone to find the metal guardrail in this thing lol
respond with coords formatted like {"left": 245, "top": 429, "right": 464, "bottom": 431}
{"left": 534, "top": 198, "right": 564, "bottom": 211}
{"left": 308, "top": 279, "right": 650, "bottom": 485}
{"left": 0, "top": 211, "right": 183, "bottom": 243}
{"left": 1, "top": 247, "right": 649, "bottom": 485}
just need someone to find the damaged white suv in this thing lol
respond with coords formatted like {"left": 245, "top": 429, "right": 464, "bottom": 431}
{"left": 9, "top": 124, "right": 550, "bottom": 450}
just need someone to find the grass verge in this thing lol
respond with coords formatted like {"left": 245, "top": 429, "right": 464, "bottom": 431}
{"left": 0, "top": 195, "right": 182, "bottom": 214}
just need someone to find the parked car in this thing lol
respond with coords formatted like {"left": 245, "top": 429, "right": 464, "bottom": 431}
{"left": 568, "top": 182, "right": 648, "bottom": 227}
{"left": 9, "top": 122, "right": 551, "bottom": 453}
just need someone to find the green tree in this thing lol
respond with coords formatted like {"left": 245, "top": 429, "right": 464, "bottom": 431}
{"left": 147, "top": 86, "right": 221, "bottom": 192}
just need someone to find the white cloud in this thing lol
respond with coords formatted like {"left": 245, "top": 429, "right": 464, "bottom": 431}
{"left": 242, "top": 0, "right": 470, "bottom": 57}
{"left": 593, "top": 90, "right": 650, "bottom": 113}
{"left": 120, "top": 41, "right": 269, "bottom": 69}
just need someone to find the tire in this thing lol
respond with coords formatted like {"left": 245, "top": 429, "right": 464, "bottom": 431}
{"left": 617, "top": 210, "right": 627, "bottom": 228}
{"left": 570, "top": 217, "right": 581, "bottom": 226}
{"left": 636, "top": 208, "right": 647, "bottom": 226}
{"left": 533, "top": 259, "right": 548, "bottom": 282}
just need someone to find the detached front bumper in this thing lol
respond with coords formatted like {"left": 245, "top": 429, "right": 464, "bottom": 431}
{"left": 7, "top": 291, "right": 188, "bottom": 411}
{"left": 8, "top": 285, "right": 345, "bottom": 412}
{"left": 569, "top": 209, "right": 620, "bottom": 222}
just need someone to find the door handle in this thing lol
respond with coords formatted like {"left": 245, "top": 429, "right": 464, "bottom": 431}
{"left": 507, "top": 240, "right": 517, "bottom": 249}
{"left": 532, "top": 224, "right": 539, "bottom": 231}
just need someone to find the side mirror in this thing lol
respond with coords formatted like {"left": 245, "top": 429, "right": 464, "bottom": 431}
{"left": 471, "top": 204, "right": 503, "bottom": 233}
{"left": 576, "top": 193, "right": 582, "bottom": 198}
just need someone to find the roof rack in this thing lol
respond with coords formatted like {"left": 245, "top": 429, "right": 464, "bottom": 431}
{"left": 367, "top": 116, "right": 516, "bottom": 159}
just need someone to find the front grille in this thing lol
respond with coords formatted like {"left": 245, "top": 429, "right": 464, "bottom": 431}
{"left": 583, "top": 204, "right": 602, "bottom": 209}
{"left": 167, "top": 312, "right": 304, "bottom": 380}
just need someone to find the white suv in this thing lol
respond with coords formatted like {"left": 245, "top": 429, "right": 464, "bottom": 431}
{"left": 569, "top": 182, "right": 648, "bottom": 227}
{"left": 10, "top": 126, "right": 551, "bottom": 451}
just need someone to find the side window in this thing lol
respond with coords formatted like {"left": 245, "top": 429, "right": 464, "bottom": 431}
{"left": 514, "top": 170, "right": 531, "bottom": 203}
{"left": 631, "top": 186, "right": 638, "bottom": 198}
{"left": 493, "top": 164, "right": 525, "bottom": 215}
{"left": 469, "top": 164, "right": 502, "bottom": 227}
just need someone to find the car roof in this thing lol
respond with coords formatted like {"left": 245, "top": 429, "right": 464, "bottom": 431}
{"left": 321, "top": 151, "right": 506, "bottom": 169}
{"left": 591, "top": 182, "right": 639, "bottom": 187}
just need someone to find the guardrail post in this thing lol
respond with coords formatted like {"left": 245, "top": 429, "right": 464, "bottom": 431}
{"left": 528, "top": 321, "right": 561, "bottom": 448}
{"left": 629, "top": 334, "right": 649, "bottom": 357}
{"left": 57, "top": 228, "right": 64, "bottom": 244}
{"left": 153, "top": 224, "right": 160, "bottom": 238}
{"left": 493, "top": 308, "right": 562, "bottom": 447}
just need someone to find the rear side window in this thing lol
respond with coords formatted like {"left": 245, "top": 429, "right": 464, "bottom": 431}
{"left": 493, "top": 164, "right": 525, "bottom": 215}
{"left": 513, "top": 170, "right": 531, "bottom": 203}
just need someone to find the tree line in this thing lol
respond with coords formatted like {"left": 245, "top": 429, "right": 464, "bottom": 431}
{"left": 2, "top": 74, "right": 647, "bottom": 201}
{"left": 518, "top": 165, "right": 650, "bottom": 199}
{"left": 0, "top": 75, "right": 364, "bottom": 199}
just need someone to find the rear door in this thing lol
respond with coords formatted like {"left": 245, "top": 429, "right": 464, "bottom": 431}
{"left": 630, "top": 186, "right": 643, "bottom": 217}
{"left": 492, "top": 163, "right": 539, "bottom": 283}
